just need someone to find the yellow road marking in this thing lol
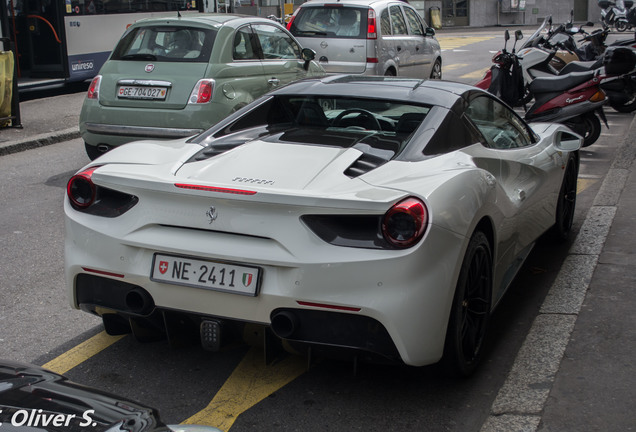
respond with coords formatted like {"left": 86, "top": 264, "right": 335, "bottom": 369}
{"left": 461, "top": 67, "right": 490, "bottom": 80}
{"left": 182, "top": 347, "right": 307, "bottom": 431}
{"left": 442, "top": 63, "right": 468, "bottom": 71}
{"left": 577, "top": 178, "right": 597, "bottom": 194}
{"left": 42, "top": 331, "right": 126, "bottom": 375}
{"left": 437, "top": 36, "right": 494, "bottom": 50}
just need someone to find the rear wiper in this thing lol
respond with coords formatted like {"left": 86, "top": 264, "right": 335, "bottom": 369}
{"left": 120, "top": 54, "right": 157, "bottom": 61}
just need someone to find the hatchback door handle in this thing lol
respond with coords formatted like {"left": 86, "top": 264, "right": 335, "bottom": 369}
{"left": 268, "top": 78, "right": 281, "bottom": 86}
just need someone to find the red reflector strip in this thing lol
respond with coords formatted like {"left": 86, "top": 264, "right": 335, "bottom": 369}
{"left": 366, "top": 57, "right": 379, "bottom": 63}
{"left": 82, "top": 267, "right": 125, "bottom": 278}
{"left": 174, "top": 183, "right": 257, "bottom": 195}
{"left": 297, "top": 300, "right": 361, "bottom": 312}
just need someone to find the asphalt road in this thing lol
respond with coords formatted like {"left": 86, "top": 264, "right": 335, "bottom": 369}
{"left": 1, "top": 28, "right": 634, "bottom": 432}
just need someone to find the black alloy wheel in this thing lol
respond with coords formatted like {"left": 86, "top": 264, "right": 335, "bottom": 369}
{"left": 551, "top": 156, "right": 579, "bottom": 241}
{"left": 443, "top": 230, "right": 493, "bottom": 377}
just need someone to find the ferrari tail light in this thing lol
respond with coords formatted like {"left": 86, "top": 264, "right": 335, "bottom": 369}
{"left": 367, "top": 9, "right": 377, "bottom": 39}
{"left": 189, "top": 79, "right": 214, "bottom": 104}
{"left": 382, "top": 197, "right": 428, "bottom": 248}
{"left": 67, "top": 167, "right": 99, "bottom": 209}
{"left": 87, "top": 75, "right": 102, "bottom": 100}
{"left": 67, "top": 166, "right": 139, "bottom": 217}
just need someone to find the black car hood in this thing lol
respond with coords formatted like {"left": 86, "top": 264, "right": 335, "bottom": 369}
{"left": 0, "top": 360, "right": 170, "bottom": 432}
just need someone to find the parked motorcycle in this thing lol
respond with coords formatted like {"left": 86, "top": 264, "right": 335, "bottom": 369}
{"left": 524, "top": 70, "right": 608, "bottom": 147}
{"left": 477, "top": 17, "right": 636, "bottom": 113}
{"left": 599, "top": 0, "right": 630, "bottom": 32}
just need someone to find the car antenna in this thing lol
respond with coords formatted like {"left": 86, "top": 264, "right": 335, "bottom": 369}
{"left": 177, "top": 9, "right": 182, "bottom": 18}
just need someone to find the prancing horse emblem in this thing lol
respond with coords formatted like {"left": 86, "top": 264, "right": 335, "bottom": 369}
{"left": 206, "top": 206, "right": 217, "bottom": 224}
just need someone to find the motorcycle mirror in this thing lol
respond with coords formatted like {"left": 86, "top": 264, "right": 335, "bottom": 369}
{"left": 515, "top": 30, "right": 523, "bottom": 41}
{"left": 505, "top": 29, "right": 510, "bottom": 41}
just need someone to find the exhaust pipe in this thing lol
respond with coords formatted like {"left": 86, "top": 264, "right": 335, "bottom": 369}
{"left": 271, "top": 311, "right": 299, "bottom": 339}
{"left": 125, "top": 288, "right": 153, "bottom": 315}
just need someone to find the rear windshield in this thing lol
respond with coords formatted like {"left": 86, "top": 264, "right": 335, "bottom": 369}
{"left": 192, "top": 95, "right": 431, "bottom": 162}
{"left": 289, "top": 6, "right": 366, "bottom": 38}
{"left": 110, "top": 26, "right": 217, "bottom": 62}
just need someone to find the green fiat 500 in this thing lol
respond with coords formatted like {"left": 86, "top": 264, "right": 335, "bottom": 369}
{"left": 80, "top": 14, "right": 324, "bottom": 160}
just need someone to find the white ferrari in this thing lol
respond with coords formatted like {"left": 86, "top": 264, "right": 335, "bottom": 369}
{"left": 65, "top": 75, "right": 582, "bottom": 376}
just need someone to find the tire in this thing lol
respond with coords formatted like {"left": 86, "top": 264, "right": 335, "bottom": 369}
{"left": 609, "top": 93, "right": 636, "bottom": 113}
{"left": 615, "top": 20, "right": 628, "bottom": 32}
{"left": 384, "top": 68, "right": 396, "bottom": 77}
{"left": 443, "top": 231, "right": 493, "bottom": 377}
{"left": 430, "top": 59, "right": 442, "bottom": 79}
{"left": 551, "top": 156, "right": 579, "bottom": 241}
{"left": 85, "top": 142, "right": 104, "bottom": 160}
{"left": 565, "top": 113, "right": 601, "bottom": 147}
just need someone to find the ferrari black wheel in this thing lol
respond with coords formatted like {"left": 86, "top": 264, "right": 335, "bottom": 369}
{"left": 551, "top": 156, "right": 579, "bottom": 241}
{"left": 443, "top": 231, "right": 492, "bottom": 377}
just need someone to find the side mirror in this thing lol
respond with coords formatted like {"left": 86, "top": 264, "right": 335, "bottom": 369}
{"left": 425, "top": 27, "right": 436, "bottom": 37}
{"left": 504, "top": 29, "right": 510, "bottom": 41}
{"left": 555, "top": 130, "right": 582, "bottom": 152}
{"left": 515, "top": 30, "right": 523, "bottom": 41}
{"left": 301, "top": 47, "right": 316, "bottom": 70}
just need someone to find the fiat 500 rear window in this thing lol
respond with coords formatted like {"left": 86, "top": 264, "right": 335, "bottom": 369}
{"left": 111, "top": 26, "right": 217, "bottom": 62}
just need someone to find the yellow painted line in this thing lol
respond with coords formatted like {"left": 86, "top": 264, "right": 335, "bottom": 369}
{"left": 437, "top": 36, "right": 494, "bottom": 50}
{"left": 442, "top": 63, "right": 469, "bottom": 71}
{"left": 577, "top": 178, "right": 597, "bottom": 194}
{"left": 182, "top": 347, "right": 307, "bottom": 431}
{"left": 460, "top": 67, "right": 490, "bottom": 80}
{"left": 42, "top": 331, "right": 126, "bottom": 375}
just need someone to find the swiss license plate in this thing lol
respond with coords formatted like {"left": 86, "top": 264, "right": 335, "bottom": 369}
{"left": 118, "top": 85, "right": 167, "bottom": 100}
{"left": 150, "top": 253, "right": 261, "bottom": 296}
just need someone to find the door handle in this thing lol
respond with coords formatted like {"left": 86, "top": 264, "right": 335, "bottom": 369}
{"left": 268, "top": 78, "right": 281, "bottom": 86}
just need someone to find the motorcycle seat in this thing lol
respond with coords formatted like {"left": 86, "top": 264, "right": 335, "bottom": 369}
{"left": 529, "top": 70, "right": 597, "bottom": 94}
{"left": 559, "top": 60, "right": 601, "bottom": 75}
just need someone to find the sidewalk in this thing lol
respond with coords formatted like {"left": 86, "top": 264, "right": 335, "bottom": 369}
{"left": 1, "top": 89, "right": 635, "bottom": 432}
{"left": 0, "top": 90, "right": 83, "bottom": 156}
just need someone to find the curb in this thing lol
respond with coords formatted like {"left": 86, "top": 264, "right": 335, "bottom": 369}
{"left": 0, "top": 127, "right": 81, "bottom": 157}
{"left": 480, "top": 114, "right": 636, "bottom": 432}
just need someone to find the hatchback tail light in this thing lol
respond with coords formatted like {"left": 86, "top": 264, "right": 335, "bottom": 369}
{"left": 286, "top": 11, "right": 297, "bottom": 30}
{"left": 189, "top": 79, "right": 214, "bottom": 104}
{"left": 382, "top": 197, "right": 428, "bottom": 248}
{"left": 367, "top": 9, "right": 377, "bottom": 39}
{"left": 87, "top": 75, "right": 102, "bottom": 100}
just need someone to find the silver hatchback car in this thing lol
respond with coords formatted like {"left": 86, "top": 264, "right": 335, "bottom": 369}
{"left": 287, "top": 0, "right": 442, "bottom": 78}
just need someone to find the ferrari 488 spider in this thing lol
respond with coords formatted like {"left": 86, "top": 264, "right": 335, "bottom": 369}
{"left": 65, "top": 75, "right": 582, "bottom": 376}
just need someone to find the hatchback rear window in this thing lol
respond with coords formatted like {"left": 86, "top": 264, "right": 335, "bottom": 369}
{"left": 111, "top": 26, "right": 217, "bottom": 62}
{"left": 289, "top": 6, "right": 366, "bottom": 38}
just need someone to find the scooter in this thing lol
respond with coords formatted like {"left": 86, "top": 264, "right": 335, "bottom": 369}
{"left": 524, "top": 70, "right": 608, "bottom": 147}
{"left": 599, "top": 0, "right": 630, "bottom": 32}
{"left": 475, "top": 29, "right": 525, "bottom": 107}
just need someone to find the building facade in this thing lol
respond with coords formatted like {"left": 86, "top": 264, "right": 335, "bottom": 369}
{"left": 240, "top": 0, "right": 604, "bottom": 27}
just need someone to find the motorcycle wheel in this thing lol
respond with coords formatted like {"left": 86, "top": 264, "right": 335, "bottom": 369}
{"left": 615, "top": 20, "right": 628, "bottom": 32}
{"left": 609, "top": 93, "right": 636, "bottom": 113}
{"left": 565, "top": 113, "right": 601, "bottom": 147}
